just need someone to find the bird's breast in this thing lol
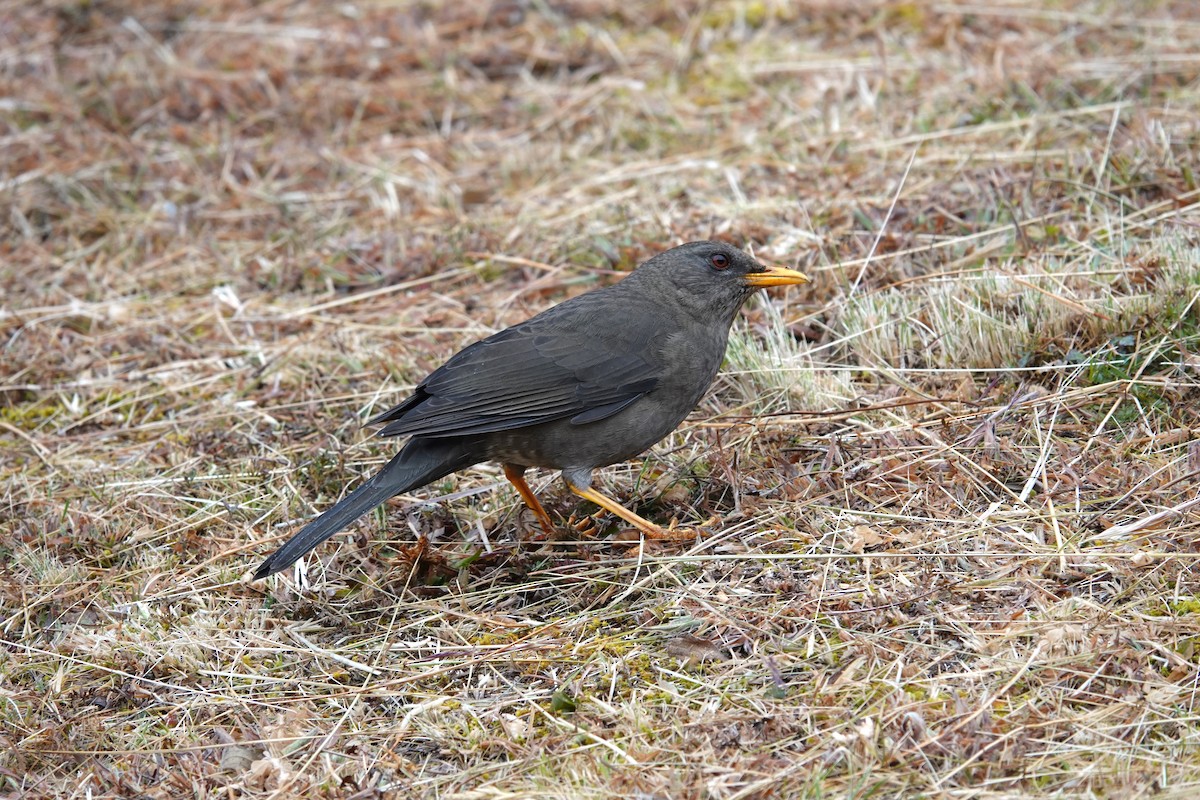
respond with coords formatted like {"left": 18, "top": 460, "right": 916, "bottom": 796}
{"left": 653, "top": 325, "right": 729, "bottom": 404}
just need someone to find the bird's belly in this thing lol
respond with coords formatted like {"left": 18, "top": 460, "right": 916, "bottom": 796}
{"left": 482, "top": 392, "right": 694, "bottom": 471}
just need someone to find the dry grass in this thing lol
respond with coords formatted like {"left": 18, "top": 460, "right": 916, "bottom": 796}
{"left": 4, "top": 0, "right": 1200, "bottom": 797}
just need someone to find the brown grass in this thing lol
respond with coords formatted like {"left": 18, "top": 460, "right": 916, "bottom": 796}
{"left": 4, "top": 0, "right": 1200, "bottom": 797}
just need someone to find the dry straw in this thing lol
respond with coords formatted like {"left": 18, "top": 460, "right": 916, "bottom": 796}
{"left": 3, "top": 1, "right": 1200, "bottom": 797}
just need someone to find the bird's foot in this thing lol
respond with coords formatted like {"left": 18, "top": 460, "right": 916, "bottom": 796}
{"left": 396, "top": 533, "right": 430, "bottom": 564}
{"left": 567, "top": 511, "right": 603, "bottom": 539}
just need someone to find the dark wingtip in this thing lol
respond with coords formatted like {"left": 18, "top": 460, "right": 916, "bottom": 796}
{"left": 252, "top": 558, "right": 275, "bottom": 580}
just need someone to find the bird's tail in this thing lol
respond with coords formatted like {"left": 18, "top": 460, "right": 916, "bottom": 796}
{"left": 254, "top": 438, "right": 476, "bottom": 579}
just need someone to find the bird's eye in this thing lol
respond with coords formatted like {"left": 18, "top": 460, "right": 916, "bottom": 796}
{"left": 710, "top": 253, "right": 729, "bottom": 270}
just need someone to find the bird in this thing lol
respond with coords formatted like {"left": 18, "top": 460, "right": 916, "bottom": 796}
{"left": 254, "top": 241, "right": 809, "bottom": 579}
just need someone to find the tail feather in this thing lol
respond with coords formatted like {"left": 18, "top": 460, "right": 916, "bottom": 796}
{"left": 254, "top": 438, "right": 475, "bottom": 579}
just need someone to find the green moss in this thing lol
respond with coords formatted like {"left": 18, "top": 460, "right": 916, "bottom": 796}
{"left": 701, "top": 1, "right": 773, "bottom": 30}
{"left": 1167, "top": 599, "right": 1200, "bottom": 616}
{"left": 473, "top": 257, "right": 507, "bottom": 282}
{"left": 0, "top": 401, "right": 61, "bottom": 427}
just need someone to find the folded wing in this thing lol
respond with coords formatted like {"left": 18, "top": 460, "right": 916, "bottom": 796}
{"left": 368, "top": 304, "right": 662, "bottom": 439}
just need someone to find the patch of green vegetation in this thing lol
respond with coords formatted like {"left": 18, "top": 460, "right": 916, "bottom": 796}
{"left": 550, "top": 689, "right": 577, "bottom": 713}
{"left": 1074, "top": 335, "right": 1169, "bottom": 425}
{"left": 1165, "top": 598, "right": 1200, "bottom": 616}
{"left": 687, "top": 67, "right": 755, "bottom": 107}
{"left": 1175, "top": 637, "right": 1199, "bottom": 661}
{"left": 0, "top": 399, "right": 61, "bottom": 428}
{"left": 1082, "top": 301, "right": 1198, "bottom": 425}
{"left": 473, "top": 257, "right": 507, "bottom": 282}
{"left": 701, "top": 1, "right": 773, "bottom": 30}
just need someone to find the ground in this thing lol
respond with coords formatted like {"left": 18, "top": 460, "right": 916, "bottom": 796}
{"left": 3, "top": 1, "right": 1200, "bottom": 798}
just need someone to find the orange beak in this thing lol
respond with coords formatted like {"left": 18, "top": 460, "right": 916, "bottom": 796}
{"left": 743, "top": 265, "right": 810, "bottom": 288}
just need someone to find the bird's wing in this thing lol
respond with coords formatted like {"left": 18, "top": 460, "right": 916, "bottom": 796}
{"left": 367, "top": 307, "right": 662, "bottom": 439}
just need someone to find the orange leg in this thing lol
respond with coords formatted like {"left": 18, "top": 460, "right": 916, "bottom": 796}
{"left": 566, "top": 482, "right": 696, "bottom": 542}
{"left": 503, "top": 464, "right": 560, "bottom": 538}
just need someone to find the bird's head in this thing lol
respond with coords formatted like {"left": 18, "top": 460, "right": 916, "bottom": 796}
{"left": 630, "top": 241, "right": 809, "bottom": 321}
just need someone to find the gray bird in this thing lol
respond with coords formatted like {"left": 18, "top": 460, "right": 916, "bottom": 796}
{"left": 255, "top": 241, "right": 808, "bottom": 579}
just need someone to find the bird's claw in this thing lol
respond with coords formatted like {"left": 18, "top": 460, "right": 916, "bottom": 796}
{"left": 568, "top": 512, "right": 602, "bottom": 538}
{"left": 396, "top": 533, "right": 430, "bottom": 563}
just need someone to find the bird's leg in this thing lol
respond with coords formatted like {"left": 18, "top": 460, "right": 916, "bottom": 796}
{"left": 562, "top": 471, "right": 695, "bottom": 542}
{"left": 502, "top": 463, "right": 561, "bottom": 538}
